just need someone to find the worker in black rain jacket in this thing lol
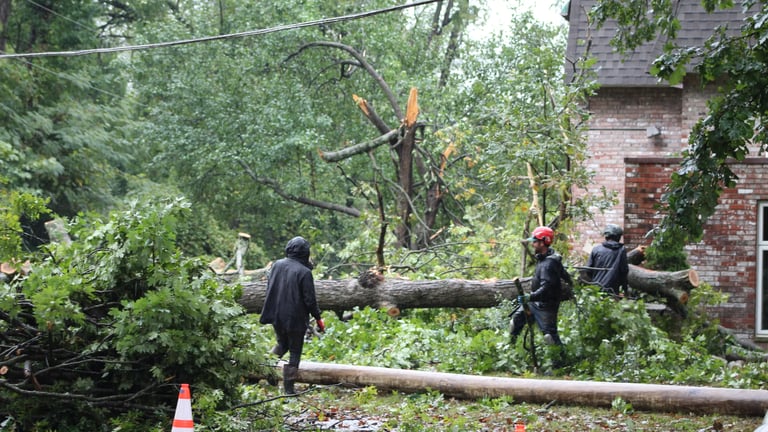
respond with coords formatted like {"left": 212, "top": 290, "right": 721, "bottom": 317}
{"left": 260, "top": 236, "right": 324, "bottom": 394}
{"left": 585, "top": 224, "right": 629, "bottom": 297}
{"left": 510, "top": 226, "right": 566, "bottom": 358}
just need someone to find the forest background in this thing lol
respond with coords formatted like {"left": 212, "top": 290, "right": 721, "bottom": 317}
{"left": 1, "top": 0, "right": 767, "bottom": 430}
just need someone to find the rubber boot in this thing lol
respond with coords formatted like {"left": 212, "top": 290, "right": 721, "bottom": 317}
{"left": 283, "top": 365, "right": 298, "bottom": 395}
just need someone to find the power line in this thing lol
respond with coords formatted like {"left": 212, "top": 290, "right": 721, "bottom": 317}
{"left": 0, "top": 0, "right": 440, "bottom": 60}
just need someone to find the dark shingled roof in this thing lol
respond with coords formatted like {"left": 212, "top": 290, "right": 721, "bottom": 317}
{"left": 564, "top": 0, "right": 749, "bottom": 87}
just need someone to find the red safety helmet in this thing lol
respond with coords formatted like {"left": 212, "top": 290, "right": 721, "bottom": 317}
{"left": 528, "top": 226, "right": 554, "bottom": 246}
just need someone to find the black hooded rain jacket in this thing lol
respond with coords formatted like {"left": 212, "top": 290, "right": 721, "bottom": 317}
{"left": 259, "top": 237, "right": 322, "bottom": 333}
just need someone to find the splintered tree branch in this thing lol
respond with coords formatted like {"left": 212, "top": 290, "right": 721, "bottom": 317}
{"left": 319, "top": 129, "right": 402, "bottom": 162}
{"left": 290, "top": 41, "right": 403, "bottom": 121}
{"left": 237, "top": 159, "right": 361, "bottom": 217}
{"left": 353, "top": 94, "right": 391, "bottom": 135}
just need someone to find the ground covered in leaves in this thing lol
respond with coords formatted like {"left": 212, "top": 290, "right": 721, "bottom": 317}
{"left": 270, "top": 385, "right": 764, "bottom": 431}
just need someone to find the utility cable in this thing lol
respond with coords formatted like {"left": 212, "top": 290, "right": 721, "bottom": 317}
{"left": 0, "top": 0, "right": 440, "bottom": 60}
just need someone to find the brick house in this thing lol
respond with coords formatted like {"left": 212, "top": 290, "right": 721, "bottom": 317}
{"left": 563, "top": 0, "right": 768, "bottom": 344}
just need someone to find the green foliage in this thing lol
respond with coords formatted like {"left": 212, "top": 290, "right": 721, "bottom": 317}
{"left": 611, "top": 396, "right": 634, "bottom": 414}
{"left": 126, "top": 0, "right": 600, "bottom": 259}
{"left": 0, "top": 189, "right": 50, "bottom": 263}
{"left": 643, "top": 240, "right": 690, "bottom": 271}
{"left": 451, "top": 12, "right": 598, "bottom": 228}
{"left": 3, "top": 0, "right": 765, "bottom": 429}
{"left": 0, "top": 1, "right": 139, "bottom": 217}
{"left": 0, "top": 197, "right": 269, "bottom": 430}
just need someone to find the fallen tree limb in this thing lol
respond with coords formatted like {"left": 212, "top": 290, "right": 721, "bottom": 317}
{"left": 292, "top": 361, "right": 768, "bottom": 416}
{"left": 235, "top": 264, "right": 700, "bottom": 314}
{"left": 236, "top": 277, "right": 532, "bottom": 314}
{"left": 628, "top": 264, "right": 698, "bottom": 305}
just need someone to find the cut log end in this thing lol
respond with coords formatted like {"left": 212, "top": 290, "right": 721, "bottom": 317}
{"left": 386, "top": 306, "right": 400, "bottom": 317}
{"left": 0, "top": 262, "right": 15, "bottom": 275}
{"left": 688, "top": 269, "right": 700, "bottom": 288}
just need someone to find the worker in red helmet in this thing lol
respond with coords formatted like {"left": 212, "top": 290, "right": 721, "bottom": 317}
{"left": 509, "top": 226, "right": 567, "bottom": 367}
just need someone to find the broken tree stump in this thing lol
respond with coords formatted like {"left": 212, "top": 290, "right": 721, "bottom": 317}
{"left": 291, "top": 361, "right": 768, "bottom": 416}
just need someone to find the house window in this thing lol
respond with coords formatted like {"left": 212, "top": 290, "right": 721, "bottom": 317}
{"left": 759, "top": 203, "right": 768, "bottom": 337}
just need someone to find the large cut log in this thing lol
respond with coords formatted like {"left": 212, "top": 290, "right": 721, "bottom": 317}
{"left": 238, "top": 265, "right": 698, "bottom": 314}
{"left": 292, "top": 361, "right": 768, "bottom": 416}
{"left": 628, "top": 264, "right": 699, "bottom": 305}
{"left": 236, "top": 264, "right": 700, "bottom": 313}
{"left": 237, "top": 276, "right": 534, "bottom": 314}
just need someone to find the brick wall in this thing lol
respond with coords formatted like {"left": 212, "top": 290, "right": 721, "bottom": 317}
{"left": 579, "top": 78, "right": 768, "bottom": 342}
{"left": 624, "top": 159, "right": 768, "bottom": 339}
{"left": 575, "top": 86, "right": 686, "bottom": 249}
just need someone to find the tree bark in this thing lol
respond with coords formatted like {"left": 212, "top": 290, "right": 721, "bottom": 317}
{"left": 235, "top": 264, "right": 698, "bottom": 314}
{"left": 628, "top": 264, "right": 698, "bottom": 304}
{"left": 289, "top": 361, "right": 768, "bottom": 416}
{"left": 319, "top": 129, "right": 400, "bottom": 162}
{"left": 236, "top": 276, "right": 531, "bottom": 314}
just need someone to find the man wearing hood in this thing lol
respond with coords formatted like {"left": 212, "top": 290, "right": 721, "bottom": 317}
{"left": 260, "top": 236, "right": 324, "bottom": 395}
{"left": 585, "top": 224, "right": 629, "bottom": 297}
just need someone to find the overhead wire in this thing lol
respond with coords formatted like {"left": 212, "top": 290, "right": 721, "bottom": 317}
{"left": 0, "top": 0, "right": 441, "bottom": 60}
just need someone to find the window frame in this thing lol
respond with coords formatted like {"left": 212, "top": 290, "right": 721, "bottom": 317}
{"left": 758, "top": 203, "right": 768, "bottom": 338}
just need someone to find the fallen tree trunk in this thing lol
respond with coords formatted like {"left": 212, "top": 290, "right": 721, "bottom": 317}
{"left": 236, "top": 264, "right": 699, "bottom": 314}
{"left": 237, "top": 277, "right": 533, "bottom": 314}
{"left": 628, "top": 264, "right": 698, "bottom": 305}
{"left": 292, "top": 361, "right": 768, "bottom": 416}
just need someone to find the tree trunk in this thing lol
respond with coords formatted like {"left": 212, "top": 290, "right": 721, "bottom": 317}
{"left": 236, "top": 275, "right": 531, "bottom": 314}
{"left": 290, "top": 361, "right": 768, "bottom": 416}
{"left": 628, "top": 264, "right": 698, "bottom": 304}
{"left": 235, "top": 264, "right": 698, "bottom": 314}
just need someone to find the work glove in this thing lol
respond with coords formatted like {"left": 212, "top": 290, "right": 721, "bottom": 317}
{"left": 517, "top": 294, "right": 530, "bottom": 305}
{"left": 316, "top": 319, "right": 326, "bottom": 333}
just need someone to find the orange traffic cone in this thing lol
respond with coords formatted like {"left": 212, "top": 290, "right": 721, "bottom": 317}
{"left": 171, "top": 383, "right": 194, "bottom": 431}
